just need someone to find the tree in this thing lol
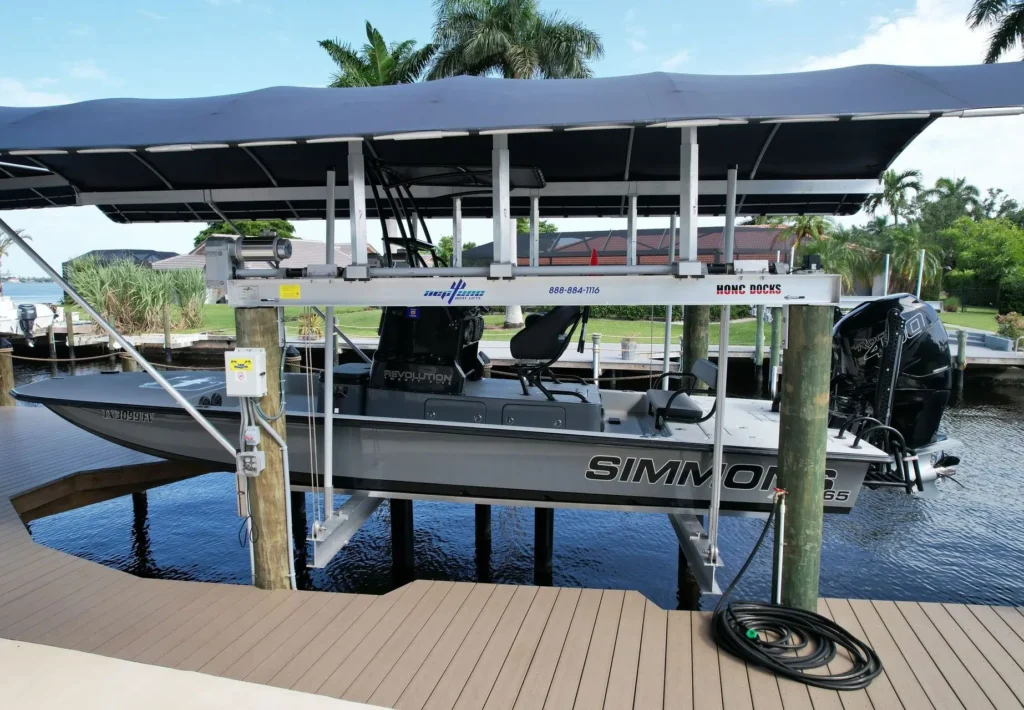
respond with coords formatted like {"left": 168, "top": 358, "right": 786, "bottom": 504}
{"left": 924, "top": 177, "right": 981, "bottom": 217}
{"left": 320, "top": 21, "right": 436, "bottom": 87}
{"left": 942, "top": 217, "right": 1024, "bottom": 286}
{"left": 982, "top": 187, "right": 1021, "bottom": 219}
{"left": 877, "top": 223, "right": 942, "bottom": 294}
{"left": 429, "top": 0, "right": 604, "bottom": 80}
{"left": 0, "top": 229, "right": 30, "bottom": 297}
{"left": 967, "top": 0, "right": 1024, "bottom": 63}
{"left": 917, "top": 177, "right": 981, "bottom": 264}
{"left": 776, "top": 215, "right": 835, "bottom": 254}
{"left": 801, "top": 226, "right": 871, "bottom": 294}
{"left": 515, "top": 217, "right": 557, "bottom": 234}
{"left": 435, "top": 235, "right": 477, "bottom": 265}
{"left": 194, "top": 220, "right": 297, "bottom": 248}
{"left": 864, "top": 169, "right": 923, "bottom": 226}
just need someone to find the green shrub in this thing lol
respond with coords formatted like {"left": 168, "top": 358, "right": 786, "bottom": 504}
{"left": 942, "top": 296, "right": 961, "bottom": 313}
{"left": 943, "top": 269, "right": 978, "bottom": 293}
{"left": 999, "top": 269, "right": 1024, "bottom": 315}
{"left": 996, "top": 312, "right": 1024, "bottom": 340}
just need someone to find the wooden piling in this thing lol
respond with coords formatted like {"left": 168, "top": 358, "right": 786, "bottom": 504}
{"left": 0, "top": 346, "right": 14, "bottom": 407}
{"left": 162, "top": 303, "right": 172, "bottom": 364}
{"left": 234, "top": 307, "right": 291, "bottom": 590}
{"left": 66, "top": 313, "right": 76, "bottom": 370}
{"left": 769, "top": 306, "right": 783, "bottom": 398}
{"left": 119, "top": 352, "right": 140, "bottom": 372}
{"left": 534, "top": 507, "right": 554, "bottom": 586}
{"left": 681, "top": 305, "right": 710, "bottom": 388}
{"left": 284, "top": 346, "right": 301, "bottom": 374}
{"left": 956, "top": 328, "right": 967, "bottom": 371}
{"left": 107, "top": 333, "right": 117, "bottom": 368}
{"left": 776, "top": 305, "right": 832, "bottom": 612}
{"left": 390, "top": 498, "right": 415, "bottom": 585}
{"left": 47, "top": 323, "right": 58, "bottom": 377}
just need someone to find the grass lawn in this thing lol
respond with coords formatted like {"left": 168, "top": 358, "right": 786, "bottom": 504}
{"left": 939, "top": 307, "right": 999, "bottom": 333}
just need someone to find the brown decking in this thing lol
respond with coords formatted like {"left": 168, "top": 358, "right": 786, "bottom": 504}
{"left": 2, "top": 406, "right": 1024, "bottom": 708}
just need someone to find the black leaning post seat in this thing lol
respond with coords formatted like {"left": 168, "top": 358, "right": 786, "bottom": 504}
{"left": 647, "top": 357, "right": 719, "bottom": 428}
{"left": 509, "top": 306, "right": 588, "bottom": 402}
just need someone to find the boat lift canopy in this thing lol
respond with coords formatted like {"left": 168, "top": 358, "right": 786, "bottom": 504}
{"left": 1, "top": 62, "right": 1021, "bottom": 587}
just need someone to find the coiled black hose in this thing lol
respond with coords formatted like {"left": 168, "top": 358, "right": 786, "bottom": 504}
{"left": 712, "top": 499, "right": 883, "bottom": 690}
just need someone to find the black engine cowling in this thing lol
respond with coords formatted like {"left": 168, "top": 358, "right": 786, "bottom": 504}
{"left": 830, "top": 294, "right": 951, "bottom": 449}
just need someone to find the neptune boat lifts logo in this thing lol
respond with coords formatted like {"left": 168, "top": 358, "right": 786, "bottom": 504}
{"left": 424, "top": 279, "right": 485, "bottom": 304}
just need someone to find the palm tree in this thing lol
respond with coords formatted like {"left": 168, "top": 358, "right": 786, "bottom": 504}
{"left": 320, "top": 22, "right": 436, "bottom": 87}
{"left": 775, "top": 215, "right": 835, "bottom": 254}
{"left": 924, "top": 177, "right": 981, "bottom": 218}
{"left": 429, "top": 0, "right": 604, "bottom": 80}
{"left": 968, "top": 0, "right": 1024, "bottom": 63}
{"left": 864, "top": 169, "right": 923, "bottom": 226}
{"left": 801, "top": 226, "right": 871, "bottom": 293}
{"left": 0, "top": 230, "right": 30, "bottom": 297}
{"left": 883, "top": 224, "right": 942, "bottom": 293}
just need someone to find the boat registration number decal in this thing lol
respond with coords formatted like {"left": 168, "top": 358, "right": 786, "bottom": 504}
{"left": 103, "top": 409, "right": 154, "bottom": 424}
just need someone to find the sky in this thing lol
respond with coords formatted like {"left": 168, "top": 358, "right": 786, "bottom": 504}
{"left": 1, "top": 0, "right": 1021, "bottom": 276}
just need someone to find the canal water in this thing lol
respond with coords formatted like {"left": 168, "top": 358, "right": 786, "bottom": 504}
{"left": 11, "top": 350, "right": 1024, "bottom": 610}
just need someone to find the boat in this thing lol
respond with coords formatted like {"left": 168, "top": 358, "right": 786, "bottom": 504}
{"left": 0, "top": 295, "right": 65, "bottom": 342}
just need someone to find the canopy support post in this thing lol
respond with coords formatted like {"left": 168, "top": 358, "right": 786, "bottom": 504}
{"left": 490, "top": 134, "right": 512, "bottom": 277}
{"left": 627, "top": 192, "right": 638, "bottom": 266}
{"left": 915, "top": 248, "right": 926, "bottom": 298}
{"left": 323, "top": 168, "right": 336, "bottom": 521}
{"left": 723, "top": 166, "right": 738, "bottom": 262}
{"left": 679, "top": 128, "right": 698, "bottom": 262}
{"left": 348, "top": 141, "right": 368, "bottom": 274}
{"left": 452, "top": 196, "right": 463, "bottom": 267}
{"left": 662, "top": 212, "right": 677, "bottom": 389}
{"left": 529, "top": 195, "right": 540, "bottom": 268}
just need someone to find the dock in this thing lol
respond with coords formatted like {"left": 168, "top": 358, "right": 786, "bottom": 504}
{"left": 3, "top": 406, "right": 1024, "bottom": 708}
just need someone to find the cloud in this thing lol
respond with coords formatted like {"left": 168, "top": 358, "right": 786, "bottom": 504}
{"left": 137, "top": 9, "right": 167, "bottom": 20}
{"left": 66, "top": 60, "right": 110, "bottom": 82}
{"left": 796, "top": 0, "right": 1024, "bottom": 210}
{"left": 0, "top": 78, "right": 70, "bottom": 107}
{"left": 625, "top": 9, "right": 647, "bottom": 54}
{"left": 660, "top": 50, "right": 691, "bottom": 71}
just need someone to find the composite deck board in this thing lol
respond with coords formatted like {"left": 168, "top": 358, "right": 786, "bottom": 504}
{"left": 2, "top": 407, "right": 1024, "bottom": 709}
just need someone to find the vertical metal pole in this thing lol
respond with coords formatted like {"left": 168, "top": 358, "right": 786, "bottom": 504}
{"left": 662, "top": 212, "right": 677, "bottom": 389}
{"left": 529, "top": 195, "right": 540, "bottom": 268}
{"left": 348, "top": 140, "right": 367, "bottom": 266}
{"left": 592, "top": 332, "right": 601, "bottom": 383}
{"left": 0, "top": 217, "right": 236, "bottom": 455}
{"left": 452, "top": 196, "right": 463, "bottom": 267}
{"left": 627, "top": 193, "right": 638, "bottom": 266}
{"left": 492, "top": 134, "right": 511, "bottom": 265}
{"left": 771, "top": 493, "right": 786, "bottom": 605}
{"left": 162, "top": 303, "right": 172, "bottom": 364}
{"left": 679, "top": 128, "right": 698, "bottom": 262}
{"left": 323, "top": 169, "right": 336, "bottom": 516}
{"left": 411, "top": 211, "right": 419, "bottom": 243}
{"left": 66, "top": 312, "right": 76, "bottom": 368}
{"left": 777, "top": 305, "right": 832, "bottom": 612}
{"left": 754, "top": 305, "right": 765, "bottom": 366}
{"left": 708, "top": 307, "right": 730, "bottom": 565}
{"left": 915, "top": 248, "right": 926, "bottom": 299}
{"left": 47, "top": 323, "right": 57, "bottom": 377}
{"left": 882, "top": 253, "right": 890, "bottom": 297}
{"left": 769, "top": 306, "right": 783, "bottom": 399}
{"left": 789, "top": 245, "right": 796, "bottom": 269}
{"left": 723, "top": 167, "right": 738, "bottom": 263}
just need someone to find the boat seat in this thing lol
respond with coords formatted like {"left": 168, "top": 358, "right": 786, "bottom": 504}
{"left": 509, "top": 306, "right": 582, "bottom": 361}
{"left": 646, "top": 389, "right": 705, "bottom": 423}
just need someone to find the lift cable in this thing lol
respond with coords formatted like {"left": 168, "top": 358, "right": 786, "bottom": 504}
{"left": 713, "top": 497, "right": 883, "bottom": 691}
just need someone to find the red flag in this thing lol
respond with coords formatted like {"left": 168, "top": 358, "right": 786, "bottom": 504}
{"left": 590, "top": 248, "right": 599, "bottom": 266}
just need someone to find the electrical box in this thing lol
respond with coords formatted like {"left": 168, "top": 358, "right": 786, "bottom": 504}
{"left": 237, "top": 451, "right": 265, "bottom": 477}
{"left": 225, "top": 348, "right": 268, "bottom": 398}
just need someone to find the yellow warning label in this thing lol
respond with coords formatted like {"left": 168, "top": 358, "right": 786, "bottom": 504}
{"left": 229, "top": 358, "right": 253, "bottom": 371}
{"left": 279, "top": 284, "right": 301, "bottom": 300}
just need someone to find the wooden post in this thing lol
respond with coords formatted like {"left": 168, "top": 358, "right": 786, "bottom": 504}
{"left": 769, "top": 307, "right": 783, "bottom": 399}
{"left": 682, "top": 305, "right": 710, "bottom": 387}
{"left": 163, "top": 303, "right": 172, "bottom": 364}
{"left": 753, "top": 305, "right": 765, "bottom": 367}
{"left": 534, "top": 507, "right": 554, "bottom": 586}
{"left": 119, "top": 352, "right": 139, "bottom": 372}
{"left": 284, "top": 346, "right": 301, "bottom": 374}
{"left": 66, "top": 312, "right": 76, "bottom": 372}
{"left": 475, "top": 504, "right": 491, "bottom": 582}
{"left": 47, "top": 323, "right": 58, "bottom": 377}
{"left": 235, "top": 307, "right": 291, "bottom": 590}
{"left": 107, "top": 333, "right": 117, "bottom": 368}
{"left": 776, "top": 305, "right": 832, "bottom": 612}
{"left": 956, "top": 328, "right": 967, "bottom": 371}
{"left": 390, "top": 498, "right": 415, "bottom": 586}
{"left": 0, "top": 345, "right": 14, "bottom": 407}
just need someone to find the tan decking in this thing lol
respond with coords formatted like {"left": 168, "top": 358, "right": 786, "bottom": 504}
{"left": 2, "top": 406, "right": 1024, "bottom": 708}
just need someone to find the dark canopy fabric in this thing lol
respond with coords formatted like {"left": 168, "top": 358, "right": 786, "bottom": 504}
{"left": 1, "top": 64, "right": 1022, "bottom": 221}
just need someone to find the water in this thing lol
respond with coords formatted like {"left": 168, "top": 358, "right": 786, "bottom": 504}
{"left": 15, "top": 363, "right": 1024, "bottom": 609}
{"left": 2, "top": 281, "right": 64, "bottom": 303}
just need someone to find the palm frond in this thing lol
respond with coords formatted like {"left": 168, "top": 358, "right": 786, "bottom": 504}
{"left": 969, "top": 0, "right": 1012, "bottom": 28}
{"left": 985, "top": 4, "right": 1024, "bottom": 62}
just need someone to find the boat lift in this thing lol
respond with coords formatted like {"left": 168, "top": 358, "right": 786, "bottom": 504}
{"left": 2, "top": 64, "right": 1021, "bottom": 592}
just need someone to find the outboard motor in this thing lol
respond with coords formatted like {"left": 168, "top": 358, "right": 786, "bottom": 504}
{"left": 17, "top": 304, "right": 37, "bottom": 346}
{"left": 830, "top": 294, "right": 951, "bottom": 449}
